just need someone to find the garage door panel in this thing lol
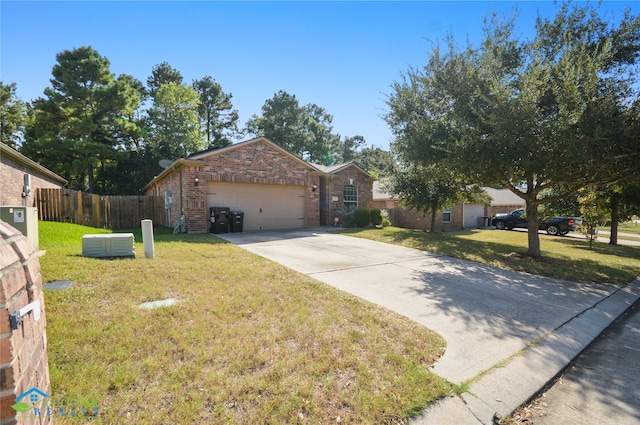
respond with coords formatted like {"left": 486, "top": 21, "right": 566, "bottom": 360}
{"left": 207, "top": 182, "right": 305, "bottom": 231}
{"left": 464, "top": 204, "right": 486, "bottom": 228}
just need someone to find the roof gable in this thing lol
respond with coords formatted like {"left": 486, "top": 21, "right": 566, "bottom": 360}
{"left": 188, "top": 137, "right": 318, "bottom": 172}
{"left": 482, "top": 187, "right": 526, "bottom": 206}
{"left": 312, "top": 162, "right": 373, "bottom": 179}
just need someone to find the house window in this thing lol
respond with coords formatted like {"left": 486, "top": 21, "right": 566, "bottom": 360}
{"left": 343, "top": 185, "right": 358, "bottom": 208}
{"left": 443, "top": 206, "right": 452, "bottom": 223}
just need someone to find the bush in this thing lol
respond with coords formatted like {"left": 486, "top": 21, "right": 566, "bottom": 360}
{"left": 333, "top": 205, "right": 356, "bottom": 227}
{"left": 355, "top": 208, "right": 371, "bottom": 227}
{"left": 380, "top": 209, "right": 391, "bottom": 227}
{"left": 370, "top": 209, "right": 383, "bottom": 227}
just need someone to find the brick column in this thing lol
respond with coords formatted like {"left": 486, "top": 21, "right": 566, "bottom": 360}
{"left": 0, "top": 220, "right": 51, "bottom": 425}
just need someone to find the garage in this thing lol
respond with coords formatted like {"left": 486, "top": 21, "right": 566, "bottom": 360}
{"left": 463, "top": 203, "right": 486, "bottom": 228}
{"left": 207, "top": 181, "right": 306, "bottom": 231}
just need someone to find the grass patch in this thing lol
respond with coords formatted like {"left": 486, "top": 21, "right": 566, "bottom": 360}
{"left": 601, "top": 221, "right": 640, "bottom": 240}
{"left": 336, "top": 227, "right": 640, "bottom": 284}
{"left": 40, "top": 222, "right": 451, "bottom": 424}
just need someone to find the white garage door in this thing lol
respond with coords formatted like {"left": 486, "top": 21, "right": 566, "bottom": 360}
{"left": 463, "top": 204, "right": 486, "bottom": 228}
{"left": 207, "top": 182, "right": 306, "bottom": 231}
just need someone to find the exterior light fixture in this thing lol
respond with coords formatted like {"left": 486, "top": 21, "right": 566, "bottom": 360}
{"left": 312, "top": 184, "right": 317, "bottom": 192}
{"left": 194, "top": 175, "right": 200, "bottom": 186}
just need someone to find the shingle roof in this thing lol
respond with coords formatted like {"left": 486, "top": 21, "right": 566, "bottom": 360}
{"left": 482, "top": 187, "right": 526, "bottom": 206}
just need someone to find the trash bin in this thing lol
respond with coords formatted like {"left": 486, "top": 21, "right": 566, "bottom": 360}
{"left": 229, "top": 211, "right": 244, "bottom": 233}
{"left": 210, "top": 207, "right": 230, "bottom": 234}
{"left": 480, "top": 216, "right": 491, "bottom": 228}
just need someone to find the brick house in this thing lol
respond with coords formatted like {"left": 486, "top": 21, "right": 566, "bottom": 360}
{"left": 480, "top": 187, "right": 526, "bottom": 217}
{"left": 0, "top": 142, "right": 67, "bottom": 206}
{"left": 371, "top": 181, "right": 464, "bottom": 231}
{"left": 142, "top": 137, "right": 374, "bottom": 233}
{"left": 371, "top": 182, "right": 525, "bottom": 231}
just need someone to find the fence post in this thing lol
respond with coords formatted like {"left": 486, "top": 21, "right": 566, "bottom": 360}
{"left": 76, "top": 189, "right": 83, "bottom": 225}
{"left": 141, "top": 219, "right": 155, "bottom": 258}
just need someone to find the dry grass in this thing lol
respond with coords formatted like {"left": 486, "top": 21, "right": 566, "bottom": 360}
{"left": 40, "top": 222, "right": 451, "bottom": 424}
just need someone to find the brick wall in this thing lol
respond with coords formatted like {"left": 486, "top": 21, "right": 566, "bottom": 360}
{"left": 183, "top": 167, "right": 207, "bottom": 232}
{"left": 144, "top": 169, "right": 187, "bottom": 230}
{"left": 0, "top": 221, "right": 51, "bottom": 425}
{"left": 321, "top": 168, "right": 374, "bottom": 225}
{"left": 0, "top": 155, "right": 64, "bottom": 207}
{"left": 378, "top": 201, "right": 464, "bottom": 232}
{"left": 488, "top": 205, "right": 524, "bottom": 217}
{"left": 201, "top": 141, "right": 312, "bottom": 186}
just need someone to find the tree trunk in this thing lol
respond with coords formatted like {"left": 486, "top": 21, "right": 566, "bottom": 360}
{"left": 87, "top": 163, "right": 95, "bottom": 194}
{"left": 526, "top": 200, "right": 541, "bottom": 257}
{"left": 430, "top": 208, "right": 437, "bottom": 233}
{"left": 609, "top": 192, "right": 620, "bottom": 246}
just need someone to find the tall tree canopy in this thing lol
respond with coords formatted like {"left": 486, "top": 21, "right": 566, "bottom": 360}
{"left": 245, "top": 91, "right": 335, "bottom": 162}
{"left": 385, "top": 2, "right": 640, "bottom": 256}
{"left": 193, "top": 76, "right": 239, "bottom": 148}
{"left": 0, "top": 82, "right": 26, "bottom": 148}
{"left": 147, "top": 62, "right": 183, "bottom": 99}
{"left": 22, "top": 46, "right": 142, "bottom": 193}
{"left": 246, "top": 90, "right": 375, "bottom": 165}
{"left": 146, "top": 82, "right": 202, "bottom": 160}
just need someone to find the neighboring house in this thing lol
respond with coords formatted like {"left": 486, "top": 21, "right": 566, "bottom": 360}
{"left": 479, "top": 187, "right": 526, "bottom": 216}
{"left": 143, "top": 137, "right": 374, "bottom": 233}
{"left": 371, "top": 181, "right": 464, "bottom": 232}
{"left": 0, "top": 142, "right": 67, "bottom": 206}
{"left": 372, "top": 182, "right": 525, "bottom": 231}
{"left": 462, "top": 187, "right": 525, "bottom": 228}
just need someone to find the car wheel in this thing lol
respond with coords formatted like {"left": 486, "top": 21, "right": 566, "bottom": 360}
{"left": 494, "top": 220, "right": 506, "bottom": 230}
{"left": 546, "top": 225, "right": 560, "bottom": 236}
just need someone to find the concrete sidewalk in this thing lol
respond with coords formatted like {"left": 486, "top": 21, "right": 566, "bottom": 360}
{"left": 218, "top": 228, "right": 640, "bottom": 424}
{"left": 516, "top": 300, "right": 640, "bottom": 425}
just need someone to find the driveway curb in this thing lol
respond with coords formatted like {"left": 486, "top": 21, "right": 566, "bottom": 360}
{"left": 409, "top": 278, "right": 640, "bottom": 424}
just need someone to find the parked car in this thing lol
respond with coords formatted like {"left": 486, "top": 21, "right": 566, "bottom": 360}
{"left": 492, "top": 209, "right": 581, "bottom": 236}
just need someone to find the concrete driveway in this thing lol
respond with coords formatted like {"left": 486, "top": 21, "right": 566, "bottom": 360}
{"left": 218, "top": 228, "right": 640, "bottom": 423}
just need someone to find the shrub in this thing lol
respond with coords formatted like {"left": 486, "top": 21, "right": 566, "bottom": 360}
{"left": 370, "top": 209, "right": 383, "bottom": 227}
{"left": 380, "top": 209, "right": 392, "bottom": 227}
{"left": 333, "top": 205, "right": 357, "bottom": 227}
{"left": 355, "top": 208, "right": 371, "bottom": 227}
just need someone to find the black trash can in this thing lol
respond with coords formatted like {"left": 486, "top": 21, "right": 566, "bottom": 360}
{"left": 210, "top": 207, "right": 230, "bottom": 234}
{"left": 480, "top": 216, "right": 491, "bottom": 228}
{"left": 229, "top": 211, "right": 245, "bottom": 233}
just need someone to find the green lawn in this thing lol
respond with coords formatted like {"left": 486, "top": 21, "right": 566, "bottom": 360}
{"left": 40, "top": 222, "right": 451, "bottom": 424}
{"left": 337, "top": 227, "right": 640, "bottom": 285}
{"left": 601, "top": 220, "right": 640, "bottom": 240}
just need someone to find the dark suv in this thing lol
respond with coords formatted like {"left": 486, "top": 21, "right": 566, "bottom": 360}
{"left": 492, "top": 209, "right": 581, "bottom": 236}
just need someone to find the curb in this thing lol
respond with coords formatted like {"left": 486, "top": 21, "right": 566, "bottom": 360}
{"left": 410, "top": 278, "right": 640, "bottom": 425}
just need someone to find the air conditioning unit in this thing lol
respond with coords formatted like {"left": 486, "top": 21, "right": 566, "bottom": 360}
{"left": 82, "top": 234, "right": 135, "bottom": 258}
{"left": 0, "top": 206, "right": 39, "bottom": 250}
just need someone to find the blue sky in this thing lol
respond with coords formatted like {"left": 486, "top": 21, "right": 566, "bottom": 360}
{"left": 1, "top": 1, "right": 637, "bottom": 151}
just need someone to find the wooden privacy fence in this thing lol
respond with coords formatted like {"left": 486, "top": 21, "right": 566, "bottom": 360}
{"left": 36, "top": 188, "right": 167, "bottom": 230}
